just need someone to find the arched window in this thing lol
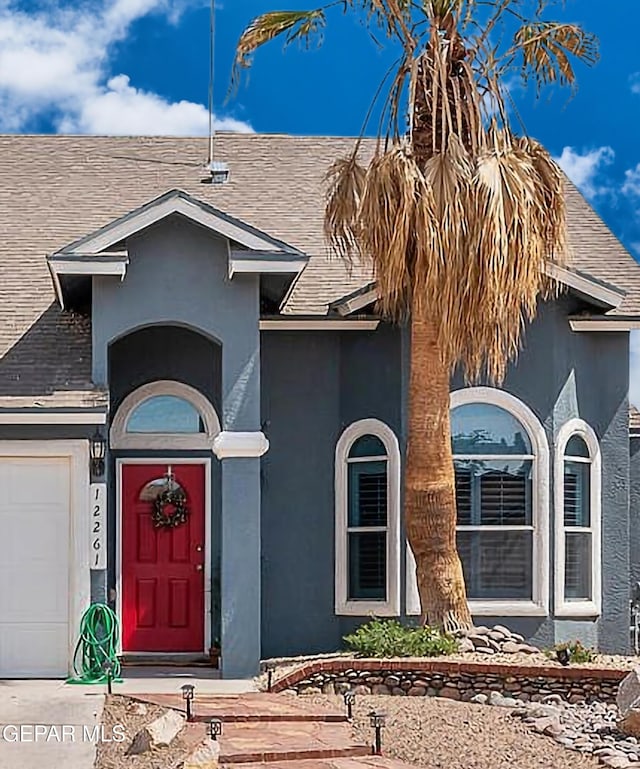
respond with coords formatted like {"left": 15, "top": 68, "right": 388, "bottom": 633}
{"left": 554, "top": 420, "right": 601, "bottom": 617}
{"left": 335, "top": 419, "right": 400, "bottom": 616}
{"left": 406, "top": 387, "right": 549, "bottom": 617}
{"left": 110, "top": 380, "right": 220, "bottom": 450}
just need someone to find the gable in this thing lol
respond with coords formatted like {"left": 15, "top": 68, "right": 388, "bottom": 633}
{"left": 47, "top": 189, "right": 308, "bottom": 309}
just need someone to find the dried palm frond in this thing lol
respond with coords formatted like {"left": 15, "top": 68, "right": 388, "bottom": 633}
{"left": 324, "top": 155, "right": 366, "bottom": 262}
{"left": 513, "top": 22, "right": 598, "bottom": 93}
{"left": 234, "top": 0, "right": 594, "bottom": 386}
{"left": 358, "top": 147, "right": 422, "bottom": 320}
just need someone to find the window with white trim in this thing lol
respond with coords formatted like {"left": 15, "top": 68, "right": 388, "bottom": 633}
{"left": 452, "top": 402, "right": 535, "bottom": 601}
{"left": 110, "top": 380, "right": 220, "bottom": 450}
{"left": 335, "top": 419, "right": 400, "bottom": 616}
{"left": 555, "top": 420, "right": 601, "bottom": 617}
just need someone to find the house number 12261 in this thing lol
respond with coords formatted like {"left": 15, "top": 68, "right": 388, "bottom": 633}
{"left": 90, "top": 483, "right": 107, "bottom": 570}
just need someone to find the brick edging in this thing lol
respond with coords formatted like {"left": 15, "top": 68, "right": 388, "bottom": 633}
{"left": 270, "top": 657, "right": 628, "bottom": 693}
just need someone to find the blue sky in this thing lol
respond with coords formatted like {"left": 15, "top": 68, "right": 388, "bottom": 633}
{"left": 2, "top": 0, "right": 640, "bottom": 395}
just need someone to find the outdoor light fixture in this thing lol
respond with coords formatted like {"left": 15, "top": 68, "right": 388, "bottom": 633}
{"left": 90, "top": 428, "right": 106, "bottom": 477}
{"left": 368, "top": 711, "right": 386, "bottom": 755}
{"left": 209, "top": 718, "right": 223, "bottom": 741}
{"left": 102, "top": 660, "right": 114, "bottom": 695}
{"left": 556, "top": 648, "right": 571, "bottom": 667}
{"left": 181, "top": 684, "right": 196, "bottom": 722}
{"left": 343, "top": 690, "right": 356, "bottom": 720}
{"left": 266, "top": 661, "right": 276, "bottom": 692}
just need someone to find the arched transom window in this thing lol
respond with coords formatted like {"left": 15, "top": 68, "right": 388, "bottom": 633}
{"left": 554, "top": 419, "right": 601, "bottom": 617}
{"left": 407, "top": 388, "right": 549, "bottom": 617}
{"left": 335, "top": 419, "right": 400, "bottom": 616}
{"left": 110, "top": 380, "right": 220, "bottom": 450}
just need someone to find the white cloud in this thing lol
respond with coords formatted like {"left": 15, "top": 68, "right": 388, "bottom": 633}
{"left": 631, "top": 72, "right": 640, "bottom": 95}
{"left": 554, "top": 146, "right": 615, "bottom": 199}
{"left": 0, "top": 0, "right": 252, "bottom": 135}
{"left": 58, "top": 75, "right": 252, "bottom": 135}
{"left": 623, "top": 163, "right": 640, "bottom": 199}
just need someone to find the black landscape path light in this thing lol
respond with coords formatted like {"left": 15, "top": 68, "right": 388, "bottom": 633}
{"left": 209, "top": 718, "right": 223, "bottom": 741}
{"left": 181, "top": 684, "right": 195, "bottom": 721}
{"left": 266, "top": 661, "right": 276, "bottom": 692}
{"left": 368, "top": 711, "right": 386, "bottom": 755}
{"left": 102, "top": 660, "right": 114, "bottom": 695}
{"left": 556, "top": 647, "right": 571, "bottom": 666}
{"left": 343, "top": 690, "right": 356, "bottom": 720}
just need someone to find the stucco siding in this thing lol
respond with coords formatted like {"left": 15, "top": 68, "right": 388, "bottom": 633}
{"left": 261, "top": 294, "right": 632, "bottom": 656}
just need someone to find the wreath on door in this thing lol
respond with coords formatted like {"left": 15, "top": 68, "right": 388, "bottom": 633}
{"left": 152, "top": 487, "right": 189, "bottom": 529}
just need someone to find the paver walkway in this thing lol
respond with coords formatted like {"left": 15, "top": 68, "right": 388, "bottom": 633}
{"left": 130, "top": 692, "right": 415, "bottom": 769}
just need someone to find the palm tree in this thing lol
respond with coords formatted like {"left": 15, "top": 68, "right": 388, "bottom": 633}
{"left": 234, "top": 0, "right": 597, "bottom": 631}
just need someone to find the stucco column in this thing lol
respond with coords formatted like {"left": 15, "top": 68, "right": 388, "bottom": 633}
{"left": 218, "top": 456, "right": 262, "bottom": 678}
{"left": 214, "top": 433, "right": 268, "bottom": 678}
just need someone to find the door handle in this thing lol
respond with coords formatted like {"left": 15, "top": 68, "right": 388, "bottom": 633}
{"left": 195, "top": 564, "right": 204, "bottom": 572}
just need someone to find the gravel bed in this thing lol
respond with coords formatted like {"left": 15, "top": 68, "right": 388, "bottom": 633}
{"left": 94, "top": 695, "right": 193, "bottom": 769}
{"left": 304, "top": 693, "right": 602, "bottom": 769}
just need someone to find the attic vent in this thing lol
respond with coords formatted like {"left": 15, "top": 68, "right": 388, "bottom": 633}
{"left": 202, "top": 160, "right": 230, "bottom": 185}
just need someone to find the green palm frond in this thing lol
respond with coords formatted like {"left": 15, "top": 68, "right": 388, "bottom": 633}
{"left": 232, "top": 9, "right": 327, "bottom": 87}
{"left": 513, "top": 22, "right": 599, "bottom": 92}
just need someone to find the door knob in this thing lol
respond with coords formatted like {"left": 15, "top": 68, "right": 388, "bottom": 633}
{"left": 195, "top": 545, "right": 203, "bottom": 552}
{"left": 195, "top": 564, "right": 204, "bottom": 572}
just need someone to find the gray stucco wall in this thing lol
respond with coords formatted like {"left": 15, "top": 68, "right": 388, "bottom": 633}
{"left": 630, "top": 436, "right": 640, "bottom": 590}
{"left": 260, "top": 294, "right": 631, "bottom": 656}
{"left": 93, "top": 215, "right": 262, "bottom": 676}
{"left": 92, "top": 214, "right": 260, "bottom": 432}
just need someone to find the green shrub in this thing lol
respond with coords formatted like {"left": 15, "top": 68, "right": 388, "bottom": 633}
{"left": 343, "top": 618, "right": 458, "bottom": 658}
{"left": 545, "top": 639, "right": 597, "bottom": 664}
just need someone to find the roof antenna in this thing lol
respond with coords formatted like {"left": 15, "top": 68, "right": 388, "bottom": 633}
{"left": 202, "top": 0, "right": 229, "bottom": 184}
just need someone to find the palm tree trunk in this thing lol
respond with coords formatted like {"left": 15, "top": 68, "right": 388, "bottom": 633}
{"left": 405, "top": 295, "right": 472, "bottom": 632}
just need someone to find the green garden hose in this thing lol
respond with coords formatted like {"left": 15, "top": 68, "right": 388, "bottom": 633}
{"left": 66, "top": 603, "right": 122, "bottom": 685}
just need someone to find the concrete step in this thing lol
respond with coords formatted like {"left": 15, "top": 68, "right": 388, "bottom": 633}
{"left": 132, "top": 693, "right": 347, "bottom": 723}
{"left": 227, "top": 757, "right": 417, "bottom": 769}
{"left": 218, "top": 721, "right": 371, "bottom": 764}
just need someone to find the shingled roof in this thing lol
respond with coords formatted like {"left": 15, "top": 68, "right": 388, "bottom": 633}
{"left": 0, "top": 133, "right": 639, "bottom": 408}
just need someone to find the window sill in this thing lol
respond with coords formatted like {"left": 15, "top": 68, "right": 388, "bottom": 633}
{"left": 469, "top": 601, "right": 548, "bottom": 617}
{"left": 335, "top": 601, "right": 399, "bottom": 617}
{"left": 554, "top": 601, "right": 601, "bottom": 619}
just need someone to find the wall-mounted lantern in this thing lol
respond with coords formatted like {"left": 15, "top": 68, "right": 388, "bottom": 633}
{"left": 90, "top": 429, "right": 106, "bottom": 477}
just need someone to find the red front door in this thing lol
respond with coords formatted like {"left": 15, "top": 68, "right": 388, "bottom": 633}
{"left": 122, "top": 463, "right": 205, "bottom": 652}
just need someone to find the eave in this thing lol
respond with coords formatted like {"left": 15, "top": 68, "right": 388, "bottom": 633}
{"left": 47, "top": 189, "right": 309, "bottom": 309}
{"left": 329, "top": 265, "right": 627, "bottom": 317}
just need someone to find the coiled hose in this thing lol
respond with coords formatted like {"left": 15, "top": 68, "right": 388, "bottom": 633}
{"left": 66, "top": 603, "right": 122, "bottom": 685}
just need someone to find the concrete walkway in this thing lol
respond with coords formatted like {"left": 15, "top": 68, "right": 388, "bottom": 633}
{"left": 130, "top": 692, "right": 415, "bottom": 769}
{"left": 0, "top": 680, "right": 104, "bottom": 769}
{"left": 0, "top": 669, "right": 255, "bottom": 768}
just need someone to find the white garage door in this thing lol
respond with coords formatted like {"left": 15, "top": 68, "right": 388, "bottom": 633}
{"left": 0, "top": 457, "right": 71, "bottom": 677}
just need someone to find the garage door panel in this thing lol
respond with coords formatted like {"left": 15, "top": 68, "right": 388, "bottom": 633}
{"left": 6, "top": 460, "right": 69, "bottom": 504}
{"left": 0, "top": 455, "right": 72, "bottom": 678}
{"left": 0, "top": 623, "right": 68, "bottom": 678}
{"left": 0, "top": 563, "right": 68, "bottom": 621}
{"left": 2, "top": 513, "right": 68, "bottom": 564}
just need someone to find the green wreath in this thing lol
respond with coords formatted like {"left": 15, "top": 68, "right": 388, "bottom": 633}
{"left": 152, "top": 488, "right": 189, "bottom": 529}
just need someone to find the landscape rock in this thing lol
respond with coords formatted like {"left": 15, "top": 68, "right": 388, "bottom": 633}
{"left": 501, "top": 641, "right": 521, "bottom": 654}
{"left": 183, "top": 738, "right": 220, "bottom": 769}
{"left": 470, "top": 694, "right": 488, "bottom": 705}
{"left": 617, "top": 668, "right": 640, "bottom": 737}
{"left": 127, "top": 709, "right": 185, "bottom": 755}
{"left": 458, "top": 638, "right": 475, "bottom": 653}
